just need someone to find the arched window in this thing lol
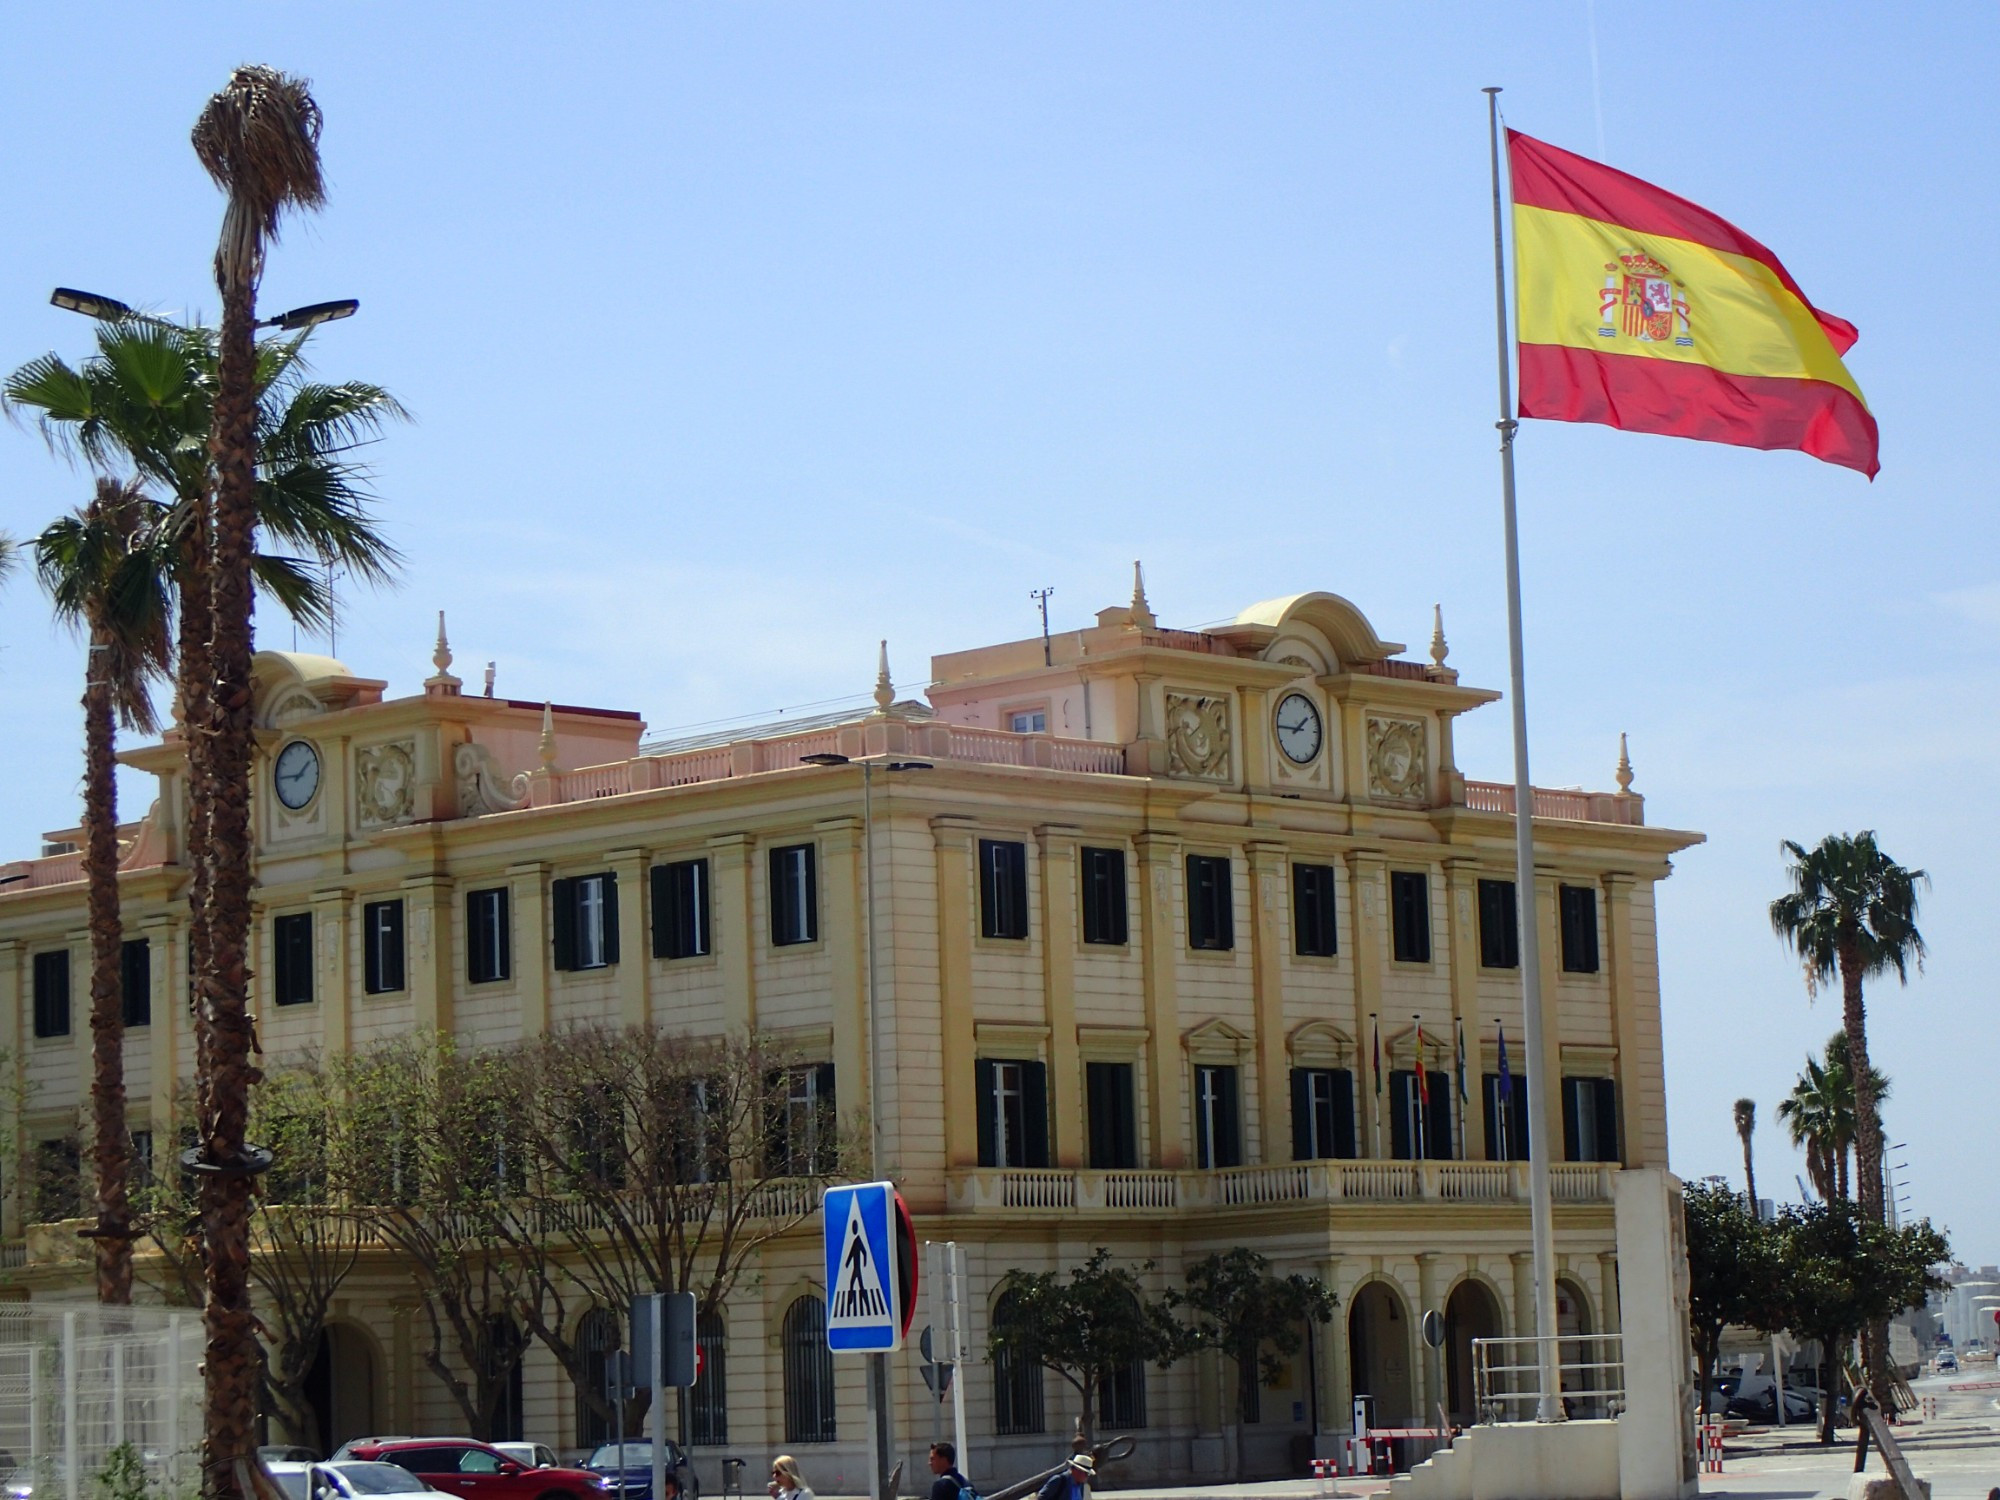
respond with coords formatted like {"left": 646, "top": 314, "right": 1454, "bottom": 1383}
{"left": 577, "top": 1307, "right": 618, "bottom": 1448}
{"left": 991, "top": 1293, "right": 1045, "bottom": 1436}
{"left": 690, "top": 1309, "right": 728, "bottom": 1446}
{"left": 782, "top": 1296, "right": 836, "bottom": 1444}
{"left": 1094, "top": 1290, "right": 1148, "bottom": 1430}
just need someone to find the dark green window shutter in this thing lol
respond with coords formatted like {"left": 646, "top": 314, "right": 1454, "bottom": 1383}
{"left": 1021, "top": 1061, "right": 1050, "bottom": 1168}
{"left": 975, "top": 1059, "right": 997, "bottom": 1168}
{"left": 1426, "top": 1073, "right": 1453, "bottom": 1160}
{"left": 1594, "top": 1078, "right": 1620, "bottom": 1163}
{"left": 552, "top": 878, "right": 577, "bottom": 971}
{"left": 1478, "top": 880, "right": 1519, "bottom": 968}
{"left": 812, "top": 1063, "right": 837, "bottom": 1173}
{"left": 1330, "top": 1069, "right": 1357, "bottom": 1158}
{"left": 601, "top": 871, "right": 620, "bottom": 965}
{"left": 1290, "top": 1069, "right": 1312, "bottom": 1161}
{"left": 120, "top": 939, "right": 151, "bottom": 1028}
{"left": 1562, "top": 1078, "right": 1583, "bottom": 1161}
{"left": 1214, "top": 1066, "right": 1241, "bottom": 1168}
{"left": 1389, "top": 1071, "right": 1413, "bottom": 1159}
{"left": 651, "top": 865, "right": 671, "bottom": 959}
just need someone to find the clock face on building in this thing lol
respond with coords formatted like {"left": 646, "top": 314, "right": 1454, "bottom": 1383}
{"left": 273, "top": 740, "right": 322, "bottom": 811}
{"left": 1274, "top": 692, "right": 1323, "bottom": 765}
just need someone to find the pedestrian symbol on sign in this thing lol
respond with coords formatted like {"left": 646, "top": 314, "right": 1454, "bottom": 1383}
{"left": 834, "top": 1196, "right": 889, "bottom": 1321}
{"left": 822, "top": 1181, "right": 917, "bottom": 1352}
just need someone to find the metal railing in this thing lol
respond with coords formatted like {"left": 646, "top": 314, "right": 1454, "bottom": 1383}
{"left": 1472, "top": 1333, "right": 1625, "bottom": 1423}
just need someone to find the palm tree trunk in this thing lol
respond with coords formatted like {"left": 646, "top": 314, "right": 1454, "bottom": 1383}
{"left": 196, "top": 257, "right": 265, "bottom": 1500}
{"left": 82, "top": 625, "right": 134, "bottom": 1304}
{"left": 1741, "top": 1144, "right": 1758, "bottom": 1216}
{"left": 1836, "top": 941, "right": 1895, "bottom": 1416}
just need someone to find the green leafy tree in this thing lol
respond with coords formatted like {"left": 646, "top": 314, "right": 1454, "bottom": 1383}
{"left": 33, "top": 478, "right": 172, "bottom": 1303}
{"left": 1170, "top": 1249, "right": 1335, "bottom": 1479}
{"left": 1772, "top": 1201, "right": 1947, "bottom": 1443}
{"left": 989, "top": 1249, "right": 1185, "bottom": 1448}
{"left": 1682, "top": 1178, "right": 1785, "bottom": 1419}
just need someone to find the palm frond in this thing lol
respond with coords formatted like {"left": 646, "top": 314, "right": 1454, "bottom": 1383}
{"left": 252, "top": 554, "right": 334, "bottom": 631}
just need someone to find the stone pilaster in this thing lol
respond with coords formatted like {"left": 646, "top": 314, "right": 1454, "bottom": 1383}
{"left": 1135, "top": 832, "right": 1185, "bottom": 1168}
{"left": 1037, "top": 827, "right": 1084, "bottom": 1169}
{"left": 1246, "top": 842, "right": 1289, "bottom": 1164}
{"left": 1345, "top": 852, "right": 1387, "bottom": 1157}
{"left": 934, "top": 819, "right": 977, "bottom": 1168}
{"left": 508, "top": 862, "right": 551, "bottom": 1035}
{"left": 708, "top": 834, "right": 757, "bottom": 1034}
{"left": 609, "top": 847, "right": 649, "bottom": 1028}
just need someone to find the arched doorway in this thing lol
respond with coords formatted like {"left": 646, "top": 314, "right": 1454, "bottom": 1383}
{"left": 1556, "top": 1278, "right": 1599, "bottom": 1415}
{"left": 1346, "top": 1281, "right": 1412, "bottom": 1427}
{"left": 1442, "top": 1280, "right": 1503, "bottom": 1424}
{"left": 303, "top": 1324, "right": 377, "bottom": 1456}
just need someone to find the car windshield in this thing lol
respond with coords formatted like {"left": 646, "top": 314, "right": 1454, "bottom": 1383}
{"left": 270, "top": 1473, "right": 311, "bottom": 1500}
{"left": 587, "top": 1446, "right": 654, "bottom": 1468}
{"left": 331, "top": 1465, "right": 438, "bottom": 1495}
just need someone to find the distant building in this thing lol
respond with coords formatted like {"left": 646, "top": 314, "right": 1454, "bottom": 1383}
{"left": 0, "top": 577, "right": 1702, "bottom": 1488}
{"left": 1934, "top": 1264, "right": 2000, "bottom": 1347}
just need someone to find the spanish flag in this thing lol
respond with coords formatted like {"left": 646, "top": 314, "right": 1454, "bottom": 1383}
{"left": 1509, "top": 131, "right": 1878, "bottom": 477}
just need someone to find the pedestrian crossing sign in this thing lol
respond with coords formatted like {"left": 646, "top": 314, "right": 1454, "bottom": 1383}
{"left": 822, "top": 1181, "right": 917, "bottom": 1352}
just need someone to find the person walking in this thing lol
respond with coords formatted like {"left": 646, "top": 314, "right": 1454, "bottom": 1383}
{"left": 767, "top": 1455, "right": 814, "bottom": 1500}
{"left": 1036, "top": 1453, "right": 1092, "bottom": 1500}
{"left": 928, "top": 1442, "right": 972, "bottom": 1500}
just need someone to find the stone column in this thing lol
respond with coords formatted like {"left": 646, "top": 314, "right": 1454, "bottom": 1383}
{"left": 1443, "top": 859, "right": 1486, "bottom": 1161}
{"left": 141, "top": 917, "right": 177, "bottom": 1138}
{"left": 1534, "top": 873, "right": 1565, "bottom": 1157}
{"left": 817, "top": 818, "right": 867, "bottom": 1159}
{"left": 1511, "top": 1250, "right": 1537, "bottom": 1340}
{"left": 1319, "top": 1255, "right": 1349, "bottom": 1446}
{"left": 609, "top": 847, "right": 650, "bottom": 1028}
{"left": 402, "top": 873, "right": 457, "bottom": 1035}
{"left": 1246, "top": 842, "right": 1289, "bottom": 1164}
{"left": 934, "top": 819, "right": 977, "bottom": 1168}
{"left": 708, "top": 834, "right": 758, "bottom": 1033}
{"left": 1345, "top": 852, "right": 1387, "bottom": 1157}
{"left": 1037, "top": 827, "right": 1084, "bottom": 1168}
{"left": 1134, "top": 832, "right": 1185, "bottom": 1168}
{"left": 1597, "top": 1251, "right": 1621, "bottom": 1337}
{"left": 1417, "top": 1252, "right": 1441, "bottom": 1427}
{"left": 1603, "top": 873, "right": 1656, "bottom": 1166}
{"left": 509, "top": 861, "right": 551, "bottom": 1035}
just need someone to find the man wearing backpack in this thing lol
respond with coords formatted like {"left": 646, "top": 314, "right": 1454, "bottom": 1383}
{"left": 928, "top": 1442, "right": 974, "bottom": 1500}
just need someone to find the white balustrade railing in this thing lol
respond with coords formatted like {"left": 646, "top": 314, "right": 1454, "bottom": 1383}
{"left": 950, "top": 1160, "right": 1614, "bottom": 1214}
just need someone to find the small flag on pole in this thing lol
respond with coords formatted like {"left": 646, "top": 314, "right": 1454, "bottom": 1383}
{"left": 1455, "top": 1020, "right": 1469, "bottom": 1105}
{"left": 1507, "top": 130, "right": 1878, "bottom": 477}
{"left": 1497, "top": 1023, "right": 1512, "bottom": 1101}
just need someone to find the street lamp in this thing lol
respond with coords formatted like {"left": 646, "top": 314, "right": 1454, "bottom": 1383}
{"left": 51, "top": 285, "right": 358, "bottom": 329}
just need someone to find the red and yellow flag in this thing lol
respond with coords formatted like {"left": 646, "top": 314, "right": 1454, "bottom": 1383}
{"left": 1509, "top": 131, "right": 1878, "bottom": 477}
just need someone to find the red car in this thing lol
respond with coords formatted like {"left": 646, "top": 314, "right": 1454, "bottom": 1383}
{"left": 335, "top": 1440, "right": 608, "bottom": 1500}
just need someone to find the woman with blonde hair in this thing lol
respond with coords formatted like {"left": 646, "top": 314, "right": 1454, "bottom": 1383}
{"left": 767, "top": 1455, "right": 814, "bottom": 1500}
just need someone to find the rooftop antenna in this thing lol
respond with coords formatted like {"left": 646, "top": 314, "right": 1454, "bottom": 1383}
{"left": 1030, "top": 587, "right": 1055, "bottom": 666}
{"left": 483, "top": 662, "right": 496, "bottom": 698}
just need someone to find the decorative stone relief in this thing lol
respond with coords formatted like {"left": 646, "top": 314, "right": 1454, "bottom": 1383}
{"left": 1165, "top": 692, "right": 1231, "bottom": 780}
{"left": 1367, "top": 716, "right": 1428, "bottom": 802}
{"left": 356, "top": 739, "right": 418, "bottom": 829}
{"left": 454, "top": 742, "right": 529, "bottom": 818}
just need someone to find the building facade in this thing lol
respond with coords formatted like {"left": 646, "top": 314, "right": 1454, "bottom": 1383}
{"left": 0, "top": 581, "right": 1701, "bottom": 1489}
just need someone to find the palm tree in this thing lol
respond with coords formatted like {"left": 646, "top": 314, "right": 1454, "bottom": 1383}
{"left": 191, "top": 64, "right": 331, "bottom": 1498}
{"left": 1777, "top": 1053, "right": 1846, "bottom": 1202}
{"left": 34, "top": 478, "right": 173, "bottom": 1304}
{"left": 1732, "top": 1098, "right": 1758, "bottom": 1214}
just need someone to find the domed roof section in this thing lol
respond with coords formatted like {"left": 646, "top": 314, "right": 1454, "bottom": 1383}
{"left": 252, "top": 649, "right": 387, "bottom": 727}
{"left": 1222, "top": 592, "right": 1405, "bottom": 672}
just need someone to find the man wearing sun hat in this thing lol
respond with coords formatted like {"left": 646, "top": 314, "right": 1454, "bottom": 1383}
{"left": 1036, "top": 1453, "right": 1093, "bottom": 1500}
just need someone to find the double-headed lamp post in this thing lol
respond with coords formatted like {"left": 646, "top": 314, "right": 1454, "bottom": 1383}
{"left": 800, "top": 750, "right": 931, "bottom": 1500}
{"left": 52, "top": 285, "right": 359, "bottom": 330}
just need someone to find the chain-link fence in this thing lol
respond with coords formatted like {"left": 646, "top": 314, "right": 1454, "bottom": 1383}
{"left": 0, "top": 1304, "right": 202, "bottom": 1500}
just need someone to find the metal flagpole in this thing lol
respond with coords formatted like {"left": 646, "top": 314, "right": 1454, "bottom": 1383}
{"left": 1484, "top": 84, "right": 1561, "bottom": 1423}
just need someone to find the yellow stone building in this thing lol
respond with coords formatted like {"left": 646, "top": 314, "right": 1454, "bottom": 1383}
{"left": 0, "top": 579, "right": 1701, "bottom": 1490}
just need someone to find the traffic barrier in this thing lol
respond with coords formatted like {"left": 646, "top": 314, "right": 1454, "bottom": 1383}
{"left": 1920, "top": 1395, "right": 1938, "bottom": 1422}
{"left": 1312, "top": 1457, "right": 1339, "bottom": 1493}
{"left": 1946, "top": 1378, "right": 2000, "bottom": 1391}
{"left": 1698, "top": 1422, "right": 1725, "bottom": 1474}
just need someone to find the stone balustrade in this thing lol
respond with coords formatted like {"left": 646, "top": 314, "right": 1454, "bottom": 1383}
{"left": 946, "top": 1160, "right": 1617, "bottom": 1214}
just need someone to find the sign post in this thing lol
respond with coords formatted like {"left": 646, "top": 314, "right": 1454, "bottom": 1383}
{"left": 631, "top": 1292, "right": 697, "bottom": 1500}
{"left": 825, "top": 1183, "right": 918, "bottom": 1500}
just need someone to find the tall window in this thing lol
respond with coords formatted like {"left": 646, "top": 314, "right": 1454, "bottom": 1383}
{"left": 489, "top": 1316, "right": 526, "bottom": 1441}
{"left": 1477, "top": 879, "right": 1519, "bottom": 969}
{"left": 979, "top": 839, "right": 1030, "bottom": 940}
{"left": 1096, "top": 1336, "right": 1148, "bottom": 1429}
{"left": 1080, "top": 847, "right": 1128, "bottom": 945}
{"left": 976, "top": 1059, "right": 1049, "bottom": 1168}
{"left": 1290, "top": 1067, "right": 1356, "bottom": 1160}
{"left": 33, "top": 1137, "right": 81, "bottom": 1223}
{"left": 1388, "top": 1070, "right": 1453, "bottom": 1159}
{"left": 766, "top": 1065, "right": 837, "bottom": 1176}
{"left": 363, "top": 899, "right": 406, "bottom": 994}
{"left": 467, "top": 887, "right": 512, "bottom": 984}
{"left": 782, "top": 1296, "right": 836, "bottom": 1443}
{"left": 553, "top": 872, "right": 619, "bottom": 971}
{"left": 576, "top": 1308, "right": 618, "bottom": 1447}
{"left": 1186, "top": 855, "right": 1234, "bottom": 952}
{"left": 1390, "top": 871, "right": 1431, "bottom": 963}
{"left": 1293, "top": 863, "right": 1339, "bottom": 957}
{"left": 1086, "top": 1061, "right": 1138, "bottom": 1170}
{"left": 992, "top": 1291, "right": 1046, "bottom": 1435}
{"left": 1559, "top": 885, "right": 1600, "bottom": 973}
{"left": 690, "top": 1309, "right": 729, "bottom": 1445}
{"left": 652, "top": 858, "right": 711, "bottom": 960}
{"left": 1483, "top": 1073, "right": 1531, "bottom": 1161}
{"left": 1192, "top": 1064, "right": 1241, "bottom": 1169}
{"left": 1008, "top": 708, "right": 1047, "bottom": 734}
{"left": 129, "top": 1130, "right": 154, "bottom": 1190}
{"left": 769, "top": 844, "right": 818, "bottom": 947}
{"left": 273, "top": 914, "right": 314, "bottom": 1006}
{"left": 120, "top": 939, "right": 151, "bottom": 1028}
{"left": 1563, "top": 1077, "right": 1620, "bottom": 1162}
{"left": 32, "top": 950, "right": 71, "bottom": 1039}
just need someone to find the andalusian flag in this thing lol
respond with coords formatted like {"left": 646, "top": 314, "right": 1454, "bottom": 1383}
{"left": 1509, "top": 131, "right": 1878, "bottom": 477}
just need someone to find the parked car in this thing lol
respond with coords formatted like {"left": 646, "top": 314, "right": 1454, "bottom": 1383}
{"left": 580, "top": 1442, "right": 698, "bottom": 1500}
{"left": 491, "top": 1448, "right": 558, "bottom": 1472}
{"left": 332, "top": 1441, "right": 609, "bottom": 1500}
{"left": 1725, "top": 1385, "right": 1818, "bottom": 1423}
{"left": 1936, "top": 1353, "right": 1959, "bottom": 1374}
{"left": 267, "top": 1462, "right": 446, "bottom": 1500}
{"left": 262, "top": 1448, "right": 323, "bottom": 1465}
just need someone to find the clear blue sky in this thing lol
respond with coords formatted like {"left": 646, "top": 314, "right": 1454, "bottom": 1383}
{"left": 2, "top": 4, "right": 1992, "bottom": 1257}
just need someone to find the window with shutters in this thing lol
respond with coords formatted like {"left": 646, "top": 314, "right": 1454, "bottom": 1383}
{"left": 1086, "top": 1061, "right": 1139, "bottom": 1169}
{"left": 652, "top": 858, "right": 711, "bottom": 960}
{"left": 769, "top": 844, "right": 818, "bottom": 947}
{"left": 1562, "top": 1076, "right": 1620, "bottom": 1162}
{"left": 1389, "top": 871, "right": 1431, "bottom": 963}
{"left": 120, "top": 939, "right": 150, "bottom": 1028}
{"left": 1293, "top": 864, "right": 1339, "bottom": 957}
{"left": 782, "top": 1295, "right": 836, "bottom": 1443}
{"left": 979, "top": 839, "right": 1030, "bottom": 940}
{"left": 1559, "top": 885, "right": 1600, "bottom": 973}
{"left": 272, "top": 913, "right": 314, "bottom": 1006}
{"left": 992, "top": 1291, "right": 1046, "bottom": 1434}
{"left": 32, "top": 950, "right": 71, "bottom": 1039}
{"left": 467, "top": 887, "right": 512, "bottom": 984}
{"left": 1388, "top": 1070, "right": 1453, "bottom": 1160}
{"left": 363, "top": 899, "right": 406, "bottom": 994}
{"left": 1290, "top": 1067, "right": 1356, "bottom": 1160}
{"left": 691, "top": 1309, "right": 729, "bottom": 1445}
{"left": 1186, "top": 855, "right": 1234, "bottom": 951}
{"left": 1079, "top": 846, "right": 1128, "bottom": 945}
{"left": 33, "top": 1137, "right": 81, "bottom": 1223}
{"left": 1192, "top": 1064, "right": 1241, "bottom": 1168}
{"left": 1477, "top": 879, "right": 1519, "bottom": 969}
{"left": 1482, "top": 1073, "right": 1532, "bottom": 1161}
{"left": 553, "top": 872, "right": 618, "bottom": 971}
{"left": 976, "top": 1059, "right": 1049, "bottom": 1168}
{"left": 766, "top": 1064, "right": 837, "bottom": 1176}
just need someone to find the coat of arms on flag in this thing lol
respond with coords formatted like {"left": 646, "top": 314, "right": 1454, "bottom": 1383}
{"left": 1599, "top": 252, "right": 1690, "bottom": 346}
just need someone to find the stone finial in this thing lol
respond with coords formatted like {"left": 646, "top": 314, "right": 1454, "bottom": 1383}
{"left": 873, "top": 640, "right": 895, "bottom": 714}
{"left": 537, "top": 701, "right": 559, "bottom": 770}
{"left": 1615, "top": 732, "right": 1634, "bottom": 795}
{"left": 425, "top": 610, "right": 462, "bottom": 694}
{"left": 1429, "top": 604, "right": 1449, "bottom": 669}
{"left": 1129, "top": 560, "right": 1157, "bottom": 631}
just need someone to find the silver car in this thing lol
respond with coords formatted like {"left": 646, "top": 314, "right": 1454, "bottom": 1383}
{"left": 267, "top": 1463, "right": 447, "bottom": 1500}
